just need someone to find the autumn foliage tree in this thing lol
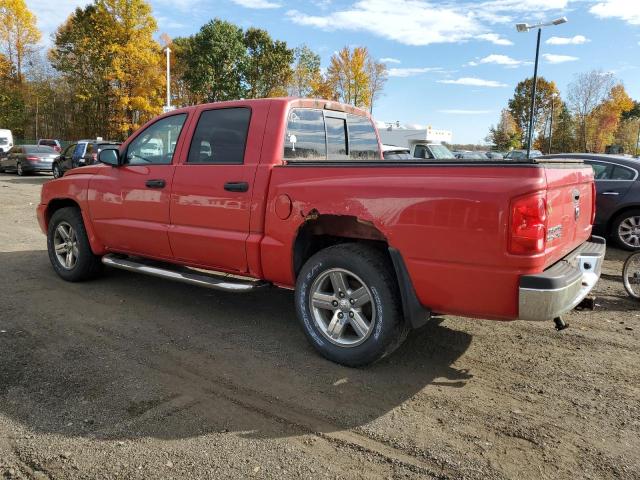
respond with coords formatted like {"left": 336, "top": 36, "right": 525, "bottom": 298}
{"left": 0, "top": 0, "right": 40, "bottom": 82}
{"left": 50, "top": 0, "right": 164, "bottom": 138}
{"left": 486, "top": 109, "right": 520, "bottom": 151}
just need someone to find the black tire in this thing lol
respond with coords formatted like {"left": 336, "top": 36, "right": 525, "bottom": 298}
{"left": 16, "top": 162, "right": 25, "bottom": 176}
{"left": 295, "top": 243, "right": 409, "bottom": 367}
{"left": 611, "top": 209, "right": 640, "bottom": 251}
{"left": 52, "top": 163, "right": 62, "bottom": 179}
{"left": 47, "top": 207, "right": 103, "bottom": 281}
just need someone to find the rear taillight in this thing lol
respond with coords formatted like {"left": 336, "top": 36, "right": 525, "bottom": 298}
{"left": 590, "top": 182, "right": 596, "bottom": 225}
{"left": 26, "top": 156, "right": 38, "bottom": 162}
{"left": 509, "top": 192, "right": 548, "bottom": 255}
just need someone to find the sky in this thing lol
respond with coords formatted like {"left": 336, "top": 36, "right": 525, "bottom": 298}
{"left": 26, "top": 0, "right": 640, "bottom": 144}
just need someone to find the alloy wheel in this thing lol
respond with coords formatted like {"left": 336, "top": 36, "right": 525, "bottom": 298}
{"left": 309, "top": 268, "right": 376, "bottom": 347}
{"left": 53, "top": 221, "right": 79, "bottom": 270}
{"left": 619, "top": 216, "right": 640, "bottom": 248}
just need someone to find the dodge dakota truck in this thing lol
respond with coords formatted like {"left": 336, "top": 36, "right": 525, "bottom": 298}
{"left": 37, "top": 98, "right": 605, "bottom": 366}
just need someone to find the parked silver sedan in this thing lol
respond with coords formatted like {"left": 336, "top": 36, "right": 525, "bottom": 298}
{"left": 0, "top": 145, "right": 58, "bottom": 176}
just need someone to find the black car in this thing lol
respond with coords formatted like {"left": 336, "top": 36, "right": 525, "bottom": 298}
{"left": 542, "top": 153, "right": 640, "bottom": 250}
{"left": 0, "top": 145, "right": 58, "bottom": 176}
{"left": 52, "top": 140, "right": 120, "bottom": 178}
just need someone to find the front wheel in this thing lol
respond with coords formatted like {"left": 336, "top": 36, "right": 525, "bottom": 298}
{"left": 623, "top": 252, "right": 640, "bottom": 300}
{"left": 52, "top": 163, "right": 62, "bottom": 179}
{"left": 295, "top": 243, "right": 409, "bottom": 367}
{"left": 47, "top": 207, "right": 103, "bottom": 282}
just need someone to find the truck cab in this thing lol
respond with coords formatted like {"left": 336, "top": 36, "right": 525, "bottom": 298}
{"left": 0, "top": 129, "right": 13, "bottom": 157}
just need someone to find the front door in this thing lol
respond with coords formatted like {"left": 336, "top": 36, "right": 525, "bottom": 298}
{"left": 88, "top": 113, "right": 189, "bottom": 259}
{"left": 169, "top": 106, "right": 261, "bottom": 273}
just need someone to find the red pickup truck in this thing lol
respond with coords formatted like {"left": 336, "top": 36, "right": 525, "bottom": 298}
{"left": 37, "top": 98, "right": 605, "bottom": 366}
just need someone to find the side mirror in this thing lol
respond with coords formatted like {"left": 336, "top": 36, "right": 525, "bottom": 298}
{"left": 98, "top": 147, "right": 120, "bottom": 166}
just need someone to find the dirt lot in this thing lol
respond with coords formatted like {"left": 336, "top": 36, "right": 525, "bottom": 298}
{"left": 0, "top": 174, "right": 638, "bottom": 480}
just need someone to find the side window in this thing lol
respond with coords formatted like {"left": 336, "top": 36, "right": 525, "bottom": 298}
{"left": 86, "top": 143, "right": 95, "bottom": 156}
{"left": 347, "top": 114, "right": 379, "bottom": 160}
{"left": 611, "top": 165, "right": 636, "bottom": 181}
{"left": 284, "top": 108, "right": 326, "bottom": 160}
{"left": 72, "top": 143, "right": 86, "bottom": 160}
{"left": 413, "top": 145, "right": 428, "bottom": 158}
{"left": 187, "top": 108, "right": 250, "bottom": 164}
{"left": 126, "top": 113, "right": 187, "bottom": 165}
{"left": 326, "top": 116, "right": 348, "bottom": 160}
{"left": 589, "top": 162, "right": 612, "bottom": 180}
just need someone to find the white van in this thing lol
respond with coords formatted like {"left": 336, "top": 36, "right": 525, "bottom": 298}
{"left": 0, "top": 129, "right": 14, "bottom": 156}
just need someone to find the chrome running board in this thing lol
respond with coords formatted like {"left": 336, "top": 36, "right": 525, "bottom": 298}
{"left": 102, "top": 254, "right": 268, "bottom": 292}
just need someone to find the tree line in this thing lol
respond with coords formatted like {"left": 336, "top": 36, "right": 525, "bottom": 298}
{"left": 0, "top": 0, "right": 387, "bottom": 142}
{"left": 487, "top": 70, "right": 640, "bottom": 155}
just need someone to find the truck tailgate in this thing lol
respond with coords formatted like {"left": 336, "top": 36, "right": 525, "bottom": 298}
{"left": 543, "top": 163, "right": 595, "bottom": 268}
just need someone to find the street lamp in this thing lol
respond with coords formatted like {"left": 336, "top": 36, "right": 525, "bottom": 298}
{"left": 548, "top": 92, "right": 558, "bottom": 154}
{"left": 164, "top": 46, "right": 172, "bottom": 113}
{"left": 516, "top": 16, "right": 568, "bottom": 159}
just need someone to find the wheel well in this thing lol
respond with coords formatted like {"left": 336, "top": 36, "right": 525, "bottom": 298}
{"left": 45, "top": 199, "right": 81, "bottom": 228}
{"left": 292, "top": 214, "right": 389, "bottom": 277}
{"left": 606, "top": 205, "right": 640, "bottom": 235}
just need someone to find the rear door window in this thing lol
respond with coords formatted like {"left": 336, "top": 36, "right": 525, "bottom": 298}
{"left": 347, "top": 114, "right": 379, "bottom": 160}
{"left": 611, "top": 165, "right": 636, "bottom": 181}
{"left": 588, "top": 162, "right": 613, "bottom": 180}
{"left": 187, "top": 107, "right": 251, "bottom": 164}
{"left": 284, "top": 109, "right": 326, "bottom": 160}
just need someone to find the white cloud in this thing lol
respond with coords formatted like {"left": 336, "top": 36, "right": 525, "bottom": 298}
{"left": 476, "top": 33, "right": 513, "bottom": 45}
{"left": 286, "top": 1, "right": 484, "bottom": 46}
{"left": 590, "top": 0, "right": 640, "bottom": 25}
{"left": 438, "top": 77, "right": 508, "bottom": 87}
{"left": 545, "top": 35, "right": 589, "bottom": 45}
{"left": 469, "top": 54, "right": 530, "bottom": 67}
{"left": 439, "top": 109, "right": 493, "bottom": 114}
{"left": 480, "top": 0, "right": 569, "bottom": 12}
{"left": 231, "top": 0, "right": 281, "bottom": 8}
{"left": 380, "top": 57, "right": 402, "bottom": 64}
{"left": 543, "top": 53, "right": 579, "bottom": 63}
{"left": 387, "top": 67, "right": 441, "bottom": 77}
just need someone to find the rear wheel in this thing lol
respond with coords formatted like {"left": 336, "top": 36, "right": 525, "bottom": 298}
{"left": 295, "top": 243, "right": 409, "bottom": 367}
{"left": 611, "top": 210, "right": 640, "bottom": 251}
{"left": 52, "top": 163, "right": 62, "bottom": 179}
{"left": 623, "top": 252, "right": 640, "bottom": 299}
{"left": 47, "top": 207, "right": 103, "bottom": 281}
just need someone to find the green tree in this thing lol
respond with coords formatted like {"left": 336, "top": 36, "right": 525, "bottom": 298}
{"left": 507, "top": 76, "right": 558, "bottom": 148}
{"left": 243, "top": 27, "right": 293, "bottom": 98}
{"left": 0, "top": 0, "right": 41, "bottom": 82}
{"left": 288, "top": 45, "right": 322, "bottom": 97}
{"left": 549, "top": 102, "right": 576, "bottom": 153}
{"left": 181, "top": 19, "right": 247, "bottom": 102}
{"left": 486, "top": 109, "right": 520, "bottom": 151}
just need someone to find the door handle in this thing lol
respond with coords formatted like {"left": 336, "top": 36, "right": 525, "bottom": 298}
{"left": 145, "top": 179, "right": 166, "bottom": 189}
{"left": 224, "top": 181, "right": 249, "bottom": 192}
{"left": 602, "top": 191, "right": 620, "bottom": 196}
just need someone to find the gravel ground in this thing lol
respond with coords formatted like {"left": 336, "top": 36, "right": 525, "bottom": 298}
{"left": 0, "top": 173, "right": 638, "bottom": 480}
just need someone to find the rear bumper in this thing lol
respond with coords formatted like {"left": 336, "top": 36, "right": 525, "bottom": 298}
{"left": 23, "top": 161, "right": 53, "bottom": 172}
{"left": 518, "top": 236, "right": 606, "bottom": 321}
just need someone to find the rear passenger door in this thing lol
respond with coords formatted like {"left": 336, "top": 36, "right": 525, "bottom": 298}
{"left": 588, "top": 160, "right": 636, "bottom": 226}
{"left": 169, "top": 105, "right": 264, "bottom": 273}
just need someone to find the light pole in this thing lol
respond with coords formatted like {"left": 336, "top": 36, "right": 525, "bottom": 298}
{"left": 516, "top": 17, "right": 567, "bottom": 159}
{"left": 548, "top": 92, "right": 558, "bottom": 154}
{"left": 164, "top": 46, "right": 172, "bottom": 112}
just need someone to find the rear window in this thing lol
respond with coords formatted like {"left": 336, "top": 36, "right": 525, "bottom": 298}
{"left": 39, "top": 140, "right": 57, "bottom": 147}
{"left": 284, "top": 109, "right": 326, "bottom": 160}
{"left": 326, "top": 116, "right": 348, "bottom": 160}
{"left": 25, "top": 146, "right": 56, "bottom": 153}
{"left": 187, "top": 107, "right": 251, "bottom": 164}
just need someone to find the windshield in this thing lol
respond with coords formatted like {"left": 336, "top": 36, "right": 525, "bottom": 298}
{"left": 428, "top": 144, "right": 454, "bottom": 159}
{"left": 0, "top": 138, "right": 8, "bottom": 145}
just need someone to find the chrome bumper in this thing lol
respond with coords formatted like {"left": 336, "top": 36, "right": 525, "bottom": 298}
{"left": 518, "top": 236, "right": 606, "bottom": 321}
